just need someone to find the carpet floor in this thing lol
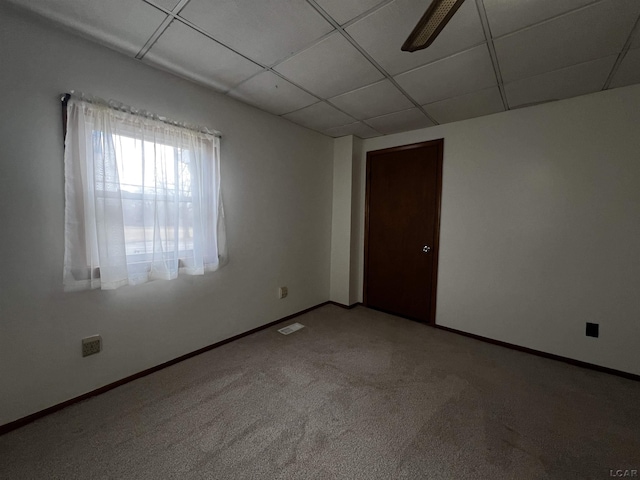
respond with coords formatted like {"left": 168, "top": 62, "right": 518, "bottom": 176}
{"left": 1, "top": 304, "right": 639, "bottom": 479}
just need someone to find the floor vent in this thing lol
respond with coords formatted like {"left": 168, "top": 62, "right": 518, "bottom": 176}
{"left": 278, "top": 323, "right": 305, "bottom": 335}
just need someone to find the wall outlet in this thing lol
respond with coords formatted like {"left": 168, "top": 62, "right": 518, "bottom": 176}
{"left": 279, "top": 286, "right": 288, "bottom": 299}
{"left": 586, "top": 323, "right": 599, "bottom": 338}
{"left": 82, "top": 335, "right": 102, "bottom": 357}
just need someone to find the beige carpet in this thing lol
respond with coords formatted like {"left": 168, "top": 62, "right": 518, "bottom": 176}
{"left": 1, "top": 305, "right": 639, "bottom": 479}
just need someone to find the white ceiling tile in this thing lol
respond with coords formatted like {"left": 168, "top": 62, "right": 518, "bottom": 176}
{"left": 495, "top": 0, "right": 640, "bottom": 82}
{"left": 505, "top": 55, "right": 617, "bottom": 108}
{"left": 227, "top": 72, "right": 317, "bottom": 115}
{"left": 324, "top": 122, "right": 381, "bottom": 139}
{"left": 365, "top": 108, "right": 434, "bottom": 135}
{"left": 314, "top": 0, "right": 385, "bottom": 25}
{"left": 483, "top": 0, "right": 595, "bottom": 38}
{"left": 145, "top": 21, "right": 263, "bottom": 92}
{"left": 274, "top": 33, "right": 384, "bottom": 99}
{"left": 346, "top": 0, "right": 485, "bottom": 76}
{"left": 424, "top": 87, "right": 504, "bottom": 124}
{"left": 147, "top": 0, "right": 181, "bottom": 11}
{"left": 9, "top": 0, "right": 167, "bottom": 56}
{"left": 610, "top": 48, "right": 640, "bottom": 89}
{"left": 179, "top": 0, "right": 333, "bottom": 65}
{"left": 10, "top": 0, "right": 635, "bottom": 139}
{"left": 394, "top": 45, "right": 496, "bottom": 105}
{"left": 328, "top": 80, "right": 414, "bottom": 120}
{"left": 283, "top": 102, "right": 355, "bottom": 131}
{"left": 632, "top": 30, "right": 640, "bottom": 49}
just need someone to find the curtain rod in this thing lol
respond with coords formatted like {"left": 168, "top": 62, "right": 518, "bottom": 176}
{"left": 61, "top": 92, "right": 222, "bottom": 138}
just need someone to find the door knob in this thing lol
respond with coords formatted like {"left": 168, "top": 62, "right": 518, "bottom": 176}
{"left": 422, "top": 245, "right": 431, "bottom": 253}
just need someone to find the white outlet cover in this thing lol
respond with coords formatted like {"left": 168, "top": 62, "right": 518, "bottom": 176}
{"left": 82, "top": 334, "right": 102, "bottom": 357}
{"left": 278, "top": 323, "right": 304, "bottom": 335}
{"left": 82, "top": 334, "right": 101, "bottom": 346}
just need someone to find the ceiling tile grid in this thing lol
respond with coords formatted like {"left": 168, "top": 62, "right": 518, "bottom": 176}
{"left": 423, "top": 86, "right": 505, "bottom": 124}
{"left": 143, "top": 20, "right": 264, "bottom": 92}
{"left": 6, "top": 0, "right": 640, "bottom": 138}
{"left": 394, "top": 44, "right": 498, "bottom": 105}
{"left": 494, "top": 0, "right": 640, "bottom": 83}
{"left": 274, "top": 32, "right": 385, "bottom": 99}
{"left": 282, "top": 102, "right": 356, "bottom": 131}
{"left": 483, "top": 0, "right": 597, "bottom": 38}
{"left": 151, "top": 0, "right": 182, "bottom": 12}
{"left": 324, "top": 122, "right": 381, "bottom": 138}
{"left": 609, "top": 47, "right": 640, "bottom": 89}
{"left": 504, "top": 55, "right": 618, "bottom": 108}
{"left": 328, "top": 79, "right": 414, "bottom": 120}
{"left": 365, "top": 108, "right": 435, "bottom": 135}
{"left": 178, "top": 0, "right": 334, "bottom": 66}
{"left": 227, "top": 71, "right": 318, "bottom": 115}
{"left": 313, "top": 0, "right": 387, "bottom": 26}
{"left": 345, "top": 0, "right": 486, "bottom": 76}
{"left": 8, "top": 0, "right": 168, "bottom": 56}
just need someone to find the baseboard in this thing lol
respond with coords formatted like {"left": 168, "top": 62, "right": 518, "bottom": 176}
{"left": 435, "top": 324, "right": 640, "bottom": 382}
{"left": 0, "top": 301, "right": 330, "bottom": 436}
{"left": 328, "top": 301, "right": 362, "bottom": 309}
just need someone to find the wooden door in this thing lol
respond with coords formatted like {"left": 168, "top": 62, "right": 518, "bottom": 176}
{"left": 364, "top": 140, "right": 443, "bottom": 324}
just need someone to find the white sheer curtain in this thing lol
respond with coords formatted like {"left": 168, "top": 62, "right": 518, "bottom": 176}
{"left": 63, "top": 96, "right": 226, "bottom": 291}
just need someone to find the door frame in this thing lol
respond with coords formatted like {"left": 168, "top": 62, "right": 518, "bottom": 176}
{"left": 363, "top": 139, "right": 444, "bottom": 325}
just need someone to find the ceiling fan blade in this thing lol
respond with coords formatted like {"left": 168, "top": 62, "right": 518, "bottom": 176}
{"left": 402, "top": 0, "right": 466, "bottom": 52}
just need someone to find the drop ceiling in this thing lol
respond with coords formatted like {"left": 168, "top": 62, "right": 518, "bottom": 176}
{"left": 8, "top": 0, "right": 640, "bottom": 138}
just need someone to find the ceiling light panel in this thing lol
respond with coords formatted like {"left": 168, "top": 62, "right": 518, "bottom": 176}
{"left": 505, "top": 56, "right": 617, "bottom": 108}
{"left": 495, "top": 0, "right": 640, "bottom": 83}
{"left": 365, "top": 108, "right": 435, "bottom": 134}
{"left": 283, "top": 102, "right": 355, "bottom": 131}
{"left": 402, "top": 0, "right": 466, "bottom": 52}
{"left": 394, "top": 44, "right": 496, "bottom": 105}
{"left": 609, "top": 48, "right": 640, "bottom": 89}
{"left": 346, "top": 0, "right": 485, "bottom": 76}
{"left": 145, "top": 21, "right": 263, "bottom": 92}
{"left": 7, "top": 0, "right": 167, "bottom": 56}
{"left": 274, "top": 33, "right": 384, "bottom": 99}
{"left": 423, "top": 87, "right": 504, "bottom": 124}
{"left": 483, "top": 0, "right": 595, "bottom": 38}
{"left": 179, "top": 0, "right": 334, "bottom": 65}
{"left": 228, "top": 72, "right": 318, "bottom": 116}
{"left": 328, "top": 80, "right": 414, "bottom": 120}
{"left": 324, "top": 122, "right": 381, "bottom": 138}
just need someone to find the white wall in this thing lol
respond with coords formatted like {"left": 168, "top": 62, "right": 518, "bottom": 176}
{"left": 349, "top": 137, "right": 364, "bottom": 306}
{"left": 0, "top": 3, "right": 333, "bottom": 426}
{"left": 355, "top": 84, "right": 640, "bottom": 376}
{"left": 329, "top": 137, "right": 353, "bottom": 306}
{"left": 329, "top": 135, "right": 364, "bottom": 307}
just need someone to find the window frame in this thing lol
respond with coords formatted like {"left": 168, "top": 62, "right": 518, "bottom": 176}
{"left": 62, "top": 93, "right": 225, "bottom": 291}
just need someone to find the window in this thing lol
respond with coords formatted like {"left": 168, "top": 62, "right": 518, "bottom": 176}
{"left": 63, "top": 95, "right": 226, "bottom": 291}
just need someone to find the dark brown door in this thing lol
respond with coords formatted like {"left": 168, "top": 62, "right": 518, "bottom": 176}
{"left": 364, "top": 140, "right": 443, "bottom": 324}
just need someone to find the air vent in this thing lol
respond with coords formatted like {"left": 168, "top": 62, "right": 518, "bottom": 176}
{"left": 278, "top": 323, "right": 305, "bottom": 335}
